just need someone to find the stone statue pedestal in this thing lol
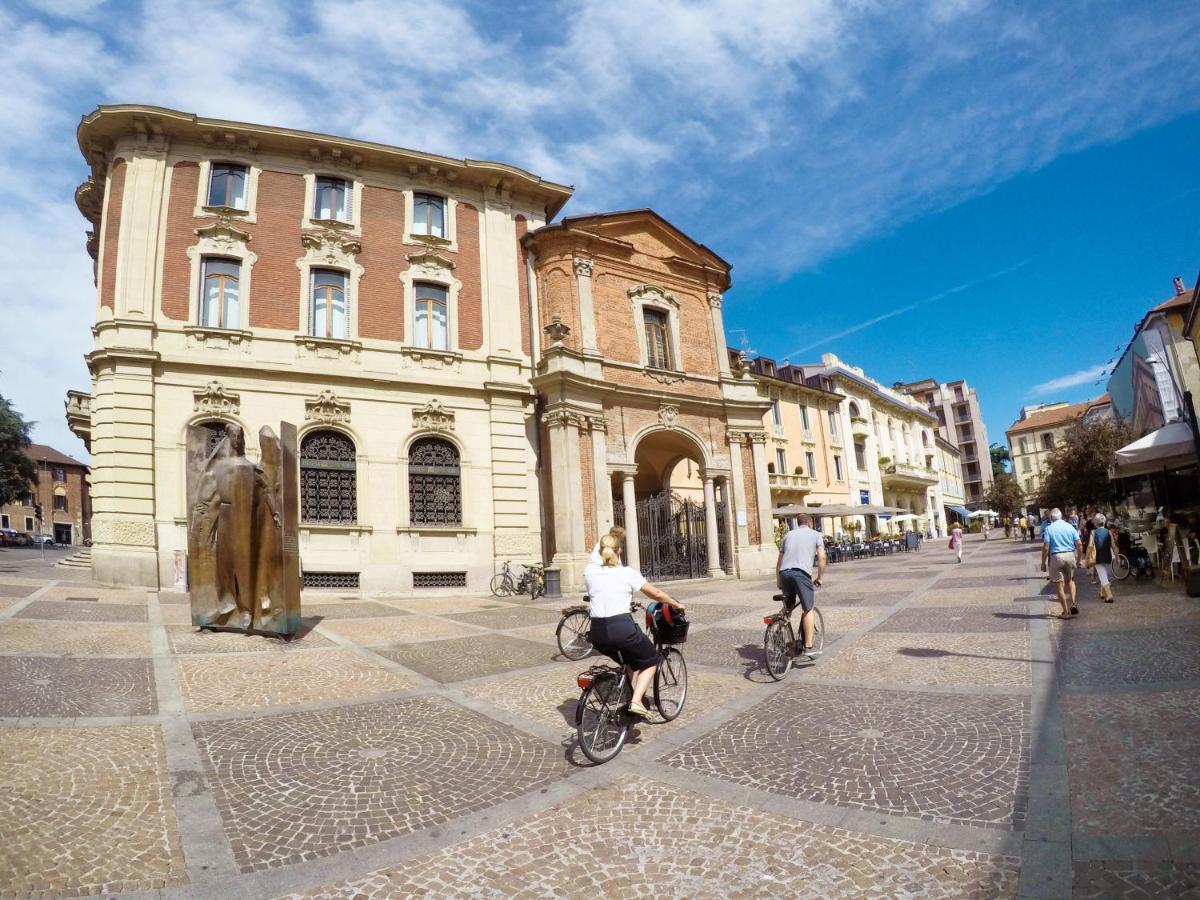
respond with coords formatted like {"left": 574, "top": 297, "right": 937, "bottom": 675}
{"left": 185, "top": 421, "right": 301, "bottom": 636}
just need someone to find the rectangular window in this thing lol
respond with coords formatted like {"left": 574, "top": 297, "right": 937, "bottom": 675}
{"left": 200, "top": 257, "right": 240, "bottom": 329}
{"left": 1019, "top": 436, "right": 1028, "bottom": 454}
{"left": 833, "top": 455, "right": 843, "bottom": 480}
{"left": 805, "top": 451, "right": 815, "bottom": 477}
{"left": 20, "top": 492, "right": 33, "bottom": 507}
{"left": 1021, "top": 457, "right": 1031, "bottom": 473}
{"left": 413, "top": 193, "right": 446, "bottom": 238}
{"left": 310, "top": 269, "right": 348, "bottom": 339}
{"left": 1041, "top": 432, "right": 1055, "bottom": 450}
{"left": 775, "top": 448, "right": 787, "bottom": 472}
{"left": 854, "top": 442, "right": 866, "bottom": 470}
{"left": 24, "top": 516, "right": 34, "bottom": 531}
{"left": 643, "top": 308, "right": 672, "bottom": 369}
{"left": 414, "top": 283, "right": 449, "bottom": 350}
{"left": 53, "top": 494, "right": 67, "bottom": 512}
{"left": 1, "top": 514, "right": 8, "bottom": 528}
{"left": 771, "top": 399, "right": 782, "bottom": 426}
{"left": 207, "top": 163, "right": 247, "bottom": 209}
{"left": 827, "top": 411, "right": 838, "bottom": 437}
{"left": 799, "top": 405, "right": 809, "bottom": 429}
{"left": 314, "top": 176, "right": 350, "bottom": 221}
{"left": 1026, "top": 478, "right": 1033, "bottom": 492}
{"left": 52, "top": 467, "right": 65, "bottom": 482}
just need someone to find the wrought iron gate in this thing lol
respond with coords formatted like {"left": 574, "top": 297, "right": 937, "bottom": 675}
{"left": 614, "top": 491, "right": 731, "bottom": 581}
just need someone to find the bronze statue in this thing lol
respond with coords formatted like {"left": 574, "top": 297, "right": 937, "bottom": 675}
{"left": 186, "top": 422, "right": 300, "bottom": 635}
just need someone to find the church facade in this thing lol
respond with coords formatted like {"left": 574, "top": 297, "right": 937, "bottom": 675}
{"left": 68, "top": 105, "right": 775, "bottom": 593}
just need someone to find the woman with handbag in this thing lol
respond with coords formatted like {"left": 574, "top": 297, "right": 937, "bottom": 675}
{"left": 949, "top": 523, "right": 964, "bottom": 563}
{"left": 1087, "top": 513, "right": 1115, "bottom": 602}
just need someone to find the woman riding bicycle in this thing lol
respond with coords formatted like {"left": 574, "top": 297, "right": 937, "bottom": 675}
{"left": 585, "top": 532, "right": 685, "bottom": 719}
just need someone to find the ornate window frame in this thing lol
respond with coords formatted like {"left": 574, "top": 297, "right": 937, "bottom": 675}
{"left": 184, "top": 220, "right": 256, "bottom": 334}
{"left": 301, "top": 172, "right": 363, "bottom": 234}
{"left": 297, "top": 425, "right": 361, "bottom": 525}
{"left": 400, "top": 251, "right": 463, "bottom": 356}
{"left": 398, "top": 423, "right": 473, "bottom": 533}
{"left": 295, "top": 225, "right": 364, "bottom": 345}
{"left": 402, "top": 189, "right": 459, "bottom": 253}
{"left": 193, "top": 159, "right": 261, "bottom": 223}
{"left": 628, "top": 284, "right": 684, "bottom": 381}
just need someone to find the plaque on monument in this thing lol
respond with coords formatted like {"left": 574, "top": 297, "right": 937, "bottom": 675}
{"left": 186, "top": 422, "right": 301, "bottom": 636}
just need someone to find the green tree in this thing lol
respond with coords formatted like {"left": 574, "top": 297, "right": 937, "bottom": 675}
{"left": 984, "top": 472, "right": 1024, "bottom": 517}
{"left": 989, "top": 442, "right": 1011, "bottom": 477}
{"left": 1037, "top": 416, "right": 1133, "bottom": 512}
{"left": 0, "top": 394, "right": 36, "bottom": 506}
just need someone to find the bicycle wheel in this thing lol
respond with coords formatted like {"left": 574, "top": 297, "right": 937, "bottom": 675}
{"left": 1111, "top": 554, "right": 1131, "bottom": 581}
{"left": 489, "top": 573, "right": 513, "bottom": 597}
{"left": 576, "top": 685, "right": 628, "bottom": 764}
{"left": 531, "top": 574, "right": 545, "bottom": 599}
{"left": 763, "top": 618, "right": 792, "bottom": 680}
{"left": 556, "top": 610, "right": 593, "bottom": 660}
{"left": 654, "top": 647, "right": 688, "bottom": 721}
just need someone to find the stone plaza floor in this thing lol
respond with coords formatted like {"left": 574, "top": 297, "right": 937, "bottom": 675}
{"left": 0, "top": 536, "right": 1197, "bottom": 898}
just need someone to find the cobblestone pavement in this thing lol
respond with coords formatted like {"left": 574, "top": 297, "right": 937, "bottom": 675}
{"left": 2, "top": 535, "right": 1198, "bottom": 898}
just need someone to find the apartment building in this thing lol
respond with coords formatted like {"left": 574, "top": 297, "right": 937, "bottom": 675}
{"left": 1006, "top": 397, "right": 1111, "bottom": 502}
{"left": 0, "top": 445, "right": 91, "bottom": 545}
{"left": 901, "top": 377, "right": 992, "bottom": 506}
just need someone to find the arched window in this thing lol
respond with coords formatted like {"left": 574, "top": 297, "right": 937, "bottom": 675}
{"left": 300, "top": 430, "right": 357, "bottom": 523}
{"left": 409, "top": 437, "right": 461, "bottom": 526}
{"left": 848, "top": 401, "right": 860, "bottom": 419}
{"left": 198, "top": 420, "right": 228, "bottom": 456}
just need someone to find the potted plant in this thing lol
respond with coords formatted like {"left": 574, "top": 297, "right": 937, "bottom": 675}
{"left": 794, "top": 465, "right": 804, "bottom": 475}
{"left": 878, "top": 456, "right": 891, "bottom": 467}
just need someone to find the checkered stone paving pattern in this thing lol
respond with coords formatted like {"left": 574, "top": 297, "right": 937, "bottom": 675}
{"left": 910, "top": 587, "right": 1029, "bottom": 606}
{"left": 443, "top": 605, "right": 564, "bottom": 631}
{"left": 811, "top": 632, "right": 1034, "bottom": 687}
{"left": 318, "top": 614, "right": 482, "bottom": 645}
{"left": 15, "top": 598, "right": 149, "bottom": 622}
{"left": 874, "top": 605, "right": 1029, "bottom": 633}
{"left": 0, "top": 619, "right": 152, "bottom": 657}
{"left": 0, "top": 725, "right": 186, "bottom": 895}
{"left": 167, "top": 623, "right": 335, "bottom": 654}
{"left": 375, "top": 633, "right": 555, "bottom": 683}
{"left": 176, "top": 648, "right": 413, "bottom": 712}
{"left": 1063, "top": 689, "right": 1200, "bottom": 836}
{"left": 664, "top": 684, "right": 1029, "bottom": 828}
{"left": 0, "top": 581, "right": 33, "bottom": 598}
{"left": 1072, "top": 861, "right": 1200, "bottom": 898}
{"left": 1054, "top": 623, "right": 1200, "bottom": 686}
{"left": 192, "top": 695, "right": 565, "bottom": 871}
{"left": 293, "top": 601, "right": 410, "bottom": 619}
{"left": 0, "top": 656, "right": 156, "bottom": 717}
{"left": 292, "top": 775, "right": 1019, "bottom": 899}
{"left": 674, "top": 625, "right": 766, "bottom": 670}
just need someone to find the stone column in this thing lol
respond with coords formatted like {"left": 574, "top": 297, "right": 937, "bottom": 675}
{"left": 544, "top": 409, "right": 586, "bottom": 586}
{"left": 589, "top": 417, "right": 613, "bottom": 535}
{"left": 620, "top": 470, "right": 640, "bottom": 571}
{"left": 708, "top": 291, "right": 731, "bottom": 376}
{"left": 114, "top": 149, "right": 169, "bottom": 319}
{"left": 702, "top": 473, "right": 724, "bottom": 578}
{"left": 726, "top": 434, "right": 750, "bottom": 548}
{"left": 748, "top": 432, "right": 774, "bottom": 548}
{"left": 573, "top": 258, "right": 598, "bottom": 352}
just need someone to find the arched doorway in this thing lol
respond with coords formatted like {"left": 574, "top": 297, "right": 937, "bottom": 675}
{"left": 613, "top": 429, "right": 729, "bottom": 580}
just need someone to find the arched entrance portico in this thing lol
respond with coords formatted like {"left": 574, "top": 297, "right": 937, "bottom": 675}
{"left": 611, "top": 428, "right": 730, "bottom": 581}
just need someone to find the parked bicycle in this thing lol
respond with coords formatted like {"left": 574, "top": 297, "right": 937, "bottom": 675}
{"left": 556, "top": 599, "right": 645, "bottom": 660}
{"left": 1111, "top": 531, "right": 1153, "bottom": 581}
{"left": 489, "top": 560, "right": 545, "bottom": 598}
{"left": 762, "top": 592, "right": 825, "bottom": 680}
{"left": 574, "top": 604, "right": 688, "bottom": 764}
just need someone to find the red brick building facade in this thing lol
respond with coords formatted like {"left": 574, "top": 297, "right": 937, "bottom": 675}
{"left": 0, "top": 445, "right": 90, "bottom": 545}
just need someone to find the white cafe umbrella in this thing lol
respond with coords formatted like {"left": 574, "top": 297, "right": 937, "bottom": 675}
{"left": 890, "top": 513, "right": 920, "bottom": 522}
{"left": 967, "top": 509, "right": 997, "bottom": 518}
{"left": 1111, "top": 421, "right": 1198, "bottom": 479}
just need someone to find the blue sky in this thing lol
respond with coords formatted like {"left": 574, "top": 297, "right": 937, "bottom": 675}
{"left": 2, "top": 0, "right": 1198, "bottom": 461}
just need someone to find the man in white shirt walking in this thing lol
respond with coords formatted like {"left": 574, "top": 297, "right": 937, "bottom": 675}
{"left": 776, "top": 514, "right": 827, "bottom": 655}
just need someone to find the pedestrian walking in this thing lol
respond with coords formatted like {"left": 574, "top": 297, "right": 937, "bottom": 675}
{"left": 949, "top": 522, "right": 964, "bottom": 563}
{"left": 982, "top": 520, "right": 990, "bottom": 541}
{"left": 1041, "top": 508, "right": 1082, "bottom": 617}
{"left": 1019, "top": 514, "right": 1029, "bottom": 542}
{"left": 1088, "top": 513, "right": 1116, "bottom": 603}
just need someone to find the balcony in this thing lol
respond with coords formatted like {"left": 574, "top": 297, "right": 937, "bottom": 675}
{"left": 65, "top": 391, "right": 91, "bottom": 451}
{"left": 881, "top": 461, "right": 938, "bottom": 489}
{"left": 768, "top": 472, "right": 813, "bottom": 495}
{"left": 850, "top": 415, "right": 871, "bottom": 438}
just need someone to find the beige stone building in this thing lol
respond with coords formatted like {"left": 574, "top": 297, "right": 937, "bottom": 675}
{"left": 901, "top": 377, "right": 992, "bottom": 506}
{"left": 934, "top": 435, "right": 967, "bottom": 525}
{"left": 67, "top": 105, "right": 775, "bottom": 592}
{"left": 1006, "top": 397, "right": 1111, "bottom": 503}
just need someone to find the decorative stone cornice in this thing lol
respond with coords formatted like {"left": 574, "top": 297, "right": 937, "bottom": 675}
{"left": 300, "top": 225, "right": 362, "bottom": 263}
{"left": 202, "top": 131, "right": 260, "bottom": 154}
{"left": 657, "top": 403, "right": 680, "bottom": 429}
{"left": 726, "top": 428, "right": 769, "bottom": 445}
{"left": 194, "top": 218, "right": 252, "bottom": 250}
{"left": 645, "top": 368, "right": 685, "bottom": 385}
{"left": 193, "top": 380, "right": 240, "bottom": 416}
{"left": 573, "top": 257, "right": 593, "bottom": 278}
{"left": 628, "top": 283, "right": 679, "bottom": 309}
{"left": 406, "top": 250, "right": 456, "bottom": 277}
{"left": 307, "top": 144, "right": 362, "bottom": 169}
{"left": 304, "top": 389, "right": 350, "bottom": 425}
{"left": 412, "top": 399, "right": 455, "bottom": 432}
{"left": 543, "top": 316, "right": 571, "bottom": 344}
{"left": 707, "top": 291, "right": 723, "bottom": 309}
{"left": 541, "top": 408, "right": 601, "bottom": 431}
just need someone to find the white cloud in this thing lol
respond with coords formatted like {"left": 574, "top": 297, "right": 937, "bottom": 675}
{"left": 2, "top": 0, "right": 1199, "bottom": 458}
{"left": 1028, "top": 364, "right": 1111, "bottom": 398}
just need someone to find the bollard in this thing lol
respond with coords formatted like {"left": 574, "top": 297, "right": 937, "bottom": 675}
{"left": 544, "top": 566, "right": 562, "bottom": 599}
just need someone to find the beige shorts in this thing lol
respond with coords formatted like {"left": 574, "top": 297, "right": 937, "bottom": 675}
{"left": 1048, "top": 552, "right": 1076, "bottom": 583}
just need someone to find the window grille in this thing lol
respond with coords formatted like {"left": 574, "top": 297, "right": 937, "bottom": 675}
{"left": 301, "top": 430, "right": 357, "bottom": 523}
{"left": 413, "top": 571, "right": 466, "bottom": 588}
{"left": 409, "top": 437, "right": 462, "bottom": 526}
{"left": 302, "top": 571, "right": 360, "bottom": 589}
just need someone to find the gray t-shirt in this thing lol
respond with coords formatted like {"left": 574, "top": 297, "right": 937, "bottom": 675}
{"left": 778, "top": 526, "right": 822, "bottom": 575}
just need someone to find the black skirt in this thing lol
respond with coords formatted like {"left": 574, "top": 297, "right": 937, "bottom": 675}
{"left": 589, "top": 613, "right": 659, "bottom": 670}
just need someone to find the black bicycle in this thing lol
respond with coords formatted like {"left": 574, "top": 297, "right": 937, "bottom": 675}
{"left": 556, "top": 600, "right": 645, "bottom": 660}
{"left": 489, "top": 560, "right": 545, "bottom": 599}
{"left": 575, "top": 643, "right": 688, "bottom": 764}
{"left": 763, "top": 592, "right": 825, "bottom": 681}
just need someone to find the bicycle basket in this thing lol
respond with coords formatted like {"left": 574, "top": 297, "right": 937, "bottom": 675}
{"left": 647, "top": 601, "right": 689, "bottom": 644}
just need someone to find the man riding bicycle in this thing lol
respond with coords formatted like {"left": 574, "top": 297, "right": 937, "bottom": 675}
{"left": 776, "top": 513, "right": 827, "bottom": 655}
